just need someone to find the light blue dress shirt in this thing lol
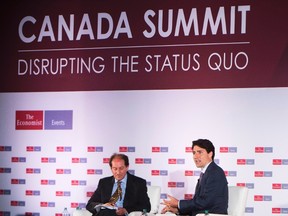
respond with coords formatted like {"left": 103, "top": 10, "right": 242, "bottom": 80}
{"left": 112, "top": 174, "right": 127, "bottom": 208}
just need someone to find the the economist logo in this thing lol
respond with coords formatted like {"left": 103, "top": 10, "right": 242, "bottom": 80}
{"left": 168, "top": 182, "right": 177, "bottom": 187}
{"left": 185, "top": 170, "right": 194, "bottom": 176}
{"left": 86, "top": 191, "right": 94, "bottom": 197}
{"left": 151, "top": 170, "right": 160, "bottom": 176}
{"left": 152, "top": 147, "right": 161, "bottom": 152}
{"left": 184, "top": 194, "right": 193, "bottom": 199}
{"left": 15, "top": 110, "right": 43, "bottom": 130}
{"left": 168, "top": 158, "right": 177, "bottom": 164}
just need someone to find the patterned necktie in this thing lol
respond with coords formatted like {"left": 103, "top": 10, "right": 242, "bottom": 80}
{"left": 109, "top": 181, "right": 122, "bottom": 205}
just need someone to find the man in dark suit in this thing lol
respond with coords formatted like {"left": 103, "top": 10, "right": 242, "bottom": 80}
{"left": 161, "top": 139, "right": 228, "bottom": 216}
{"left": 86, "top": 153, "right": 151, "bottom": 216}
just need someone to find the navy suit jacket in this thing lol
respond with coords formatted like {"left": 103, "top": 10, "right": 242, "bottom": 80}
{"left": 179, "top": 161, "right": 228, "bottom": 216}
{"left": 86, "top": 172, "right": 151, "bottom": 215}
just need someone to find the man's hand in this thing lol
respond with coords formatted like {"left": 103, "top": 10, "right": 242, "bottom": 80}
{"left": 161, "top": 205, "right": 179, "bottom": 214}
{"left": 162, "top": 194, "right": 179, "bottom": 208}
{"left": 116, "top": 207, "right": 128, "bottom": 215}
{"left": 161, "top": 194, "right": 179, "bottom": 214}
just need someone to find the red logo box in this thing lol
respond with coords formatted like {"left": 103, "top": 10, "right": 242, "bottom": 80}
{"left": 184, "top": 194, "right": 193, "bottom": 199}
{"left": 56, "top": 191, "right": 64, "bottom": 196}
{"left": 88, "top": 146, "right": 96, "bottom": 152}
{"left": 103, "top": 158, "right": 109, "bottom": 163}
{"left": 220, "top": 147, "right": 229, "bottom": 153}
{"left": 119, "top": 146, "right": 128, "bottom": 152}
{"left": 11, "top": 179, "right": 19, "bottom": 184}
{"left": 168, "top": 159, "right": 177, "bottom": 164}
{"left": 185, "top": 147, "right": 192, "bottom": 153}
{"left": 71, "top": 180, "right": 79, "bottom": 185}
{"left": 15, "top": 110, "right": 43, "bottom": 130}
{"left": 254, "top": 171, "right": 264, "bottom": 177}
{"left": 26, "top": 146, "right": 35, "bottom": 151}
{"left": 254, "top": 195, "right": 263, "bottom": 201}
{"left": 273, "top": 159, "right": 282, "bottom": 165}
{"left": 26, "top": 190, "right": 33, "bottom": 195}
{"left": 11, "top": 201, "right": 19, "bottom": 206}
{"left": 87, "top": 169, "right": 96, "bottom": 174}
{"left": 151, "top": 170, "right": 160, "bottom": 176}
{"left": 237, "top": 159, "right": 246, "bottom": 165}
{"left": 87, "top": 192, "right": 93, "bottom": 197}
{"left": 168, "top": 182, "right": 176, "bottom": 187}
{"left": 185, "top": 170, "right": 193, "bottom": 176}
{"left": 152, "top": 147, "right": 160, "bottom": 152}
{"left": 26, "top": 168, "right": 33, "bottom": 174}
{"left": 41, "top": 180, "right": 48, "bottom": 185}
{"left": 11, "top": 157, "right": 20, "bottom": 162}
{"left": 272, "top": 183, "right": 282, "bottom": 189}
{"left": 41, "top": 158, "right": 49, "bottom": 163}
{"left": 272, "top": 208, "right": 281, "bottom": 214}
{"left": 56, "top": 169, "right": 64, "bottom": 174}
{"left": 135, "top": 158, "right": 144, "bottom": 164}
{"left": 40, "top": 202, "right": 48, "bottom": 207}
{"left": 71, "top": 203, "right": 78, "bottom": 208}
{"left": 72, "top": 158, "right": 80, "bottom": 163}
{"left": 255, "top": 147, "right": 264, "bottom": 153}
{"left": 56, "top": 146, "right": 65, "bottom": 152}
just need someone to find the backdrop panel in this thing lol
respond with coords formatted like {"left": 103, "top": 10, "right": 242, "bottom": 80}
{"left": 1, "top": 1, "right": 288, "bottom": 216}
{"left": 1, "top": 88, "right": 288, "bottom": 215}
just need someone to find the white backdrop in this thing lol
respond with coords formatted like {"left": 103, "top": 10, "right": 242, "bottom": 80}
{"left": 1, "top": 87, "right": 288, "bottom": 215}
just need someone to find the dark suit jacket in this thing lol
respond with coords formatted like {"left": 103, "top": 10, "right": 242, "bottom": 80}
{"left": 179, "top": 161, "right": 228, "bottom": 216}
{"left": 86, "top": 172, "right": 151, "bottom": 215}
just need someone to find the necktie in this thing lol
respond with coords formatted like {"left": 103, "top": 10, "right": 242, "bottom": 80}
{"left": 195, "top": 172, "right": 204, "bottom": 193}
{"left": 109, "top": 181, "right": 122, "bottom": 205}
{"left": 199, "top": 172, "right": 204, "bottom": 182}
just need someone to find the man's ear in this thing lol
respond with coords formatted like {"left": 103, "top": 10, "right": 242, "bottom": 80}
{"left": 208, "top": 151, "right": 213, "bottom": 159}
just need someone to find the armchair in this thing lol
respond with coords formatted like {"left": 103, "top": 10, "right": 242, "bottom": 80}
{"left": 129, "top": 185, "right": 161, "bottom": 216}
{"left": 196, "top": 186, "right": 248, "bottom": 216}
{"left": 73, "top": 209, "right": 92, "bottom": 216}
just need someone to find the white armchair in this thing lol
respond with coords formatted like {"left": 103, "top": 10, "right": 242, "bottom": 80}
{"left": 73, "top": 209, "right": 92, "bottom": 216}
{"left": 196, "top": 186, "right": 249, "bottom": 216}
{"left": 129, "top": 185, "right": 161, "bottom": 216}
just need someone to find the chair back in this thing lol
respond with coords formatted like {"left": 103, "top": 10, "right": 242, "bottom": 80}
{"left": 147, "top": 185, "right": 161, "bottom": 214}
{"left": 228, "top": 186, "right": 248, "bottom": 216}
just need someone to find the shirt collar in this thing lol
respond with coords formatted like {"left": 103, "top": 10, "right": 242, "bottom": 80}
{"left": 114, "top": 173, "right": 128, "bottom": 185}
{"left": 201, "top": 161, "right": 212, "bottom": 173}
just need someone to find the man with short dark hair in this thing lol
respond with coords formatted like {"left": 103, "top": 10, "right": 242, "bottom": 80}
{"left": 162, "top": 139, "right": 228, "bottom": 216}
{"left": 86, "top": 153, "right": 151, "bottom": 216}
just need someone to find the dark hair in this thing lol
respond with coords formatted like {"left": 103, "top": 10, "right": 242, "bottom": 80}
{"left": 109, "top": 153, "right": 129, "bottom": 167}
{"left": 192, "top": 139, "right": 215, "bottom": 160}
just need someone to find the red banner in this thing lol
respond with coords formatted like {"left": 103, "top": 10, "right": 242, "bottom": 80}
{"left": 1, "top": 0, "right": 288, "bottom": 92}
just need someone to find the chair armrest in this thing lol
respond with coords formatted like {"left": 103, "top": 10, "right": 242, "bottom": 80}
{"left": 72, "top": 209, "right": 92, "bottom": 216}
{"left": 128, "top": 211, "right": 142, "bottom": 216}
